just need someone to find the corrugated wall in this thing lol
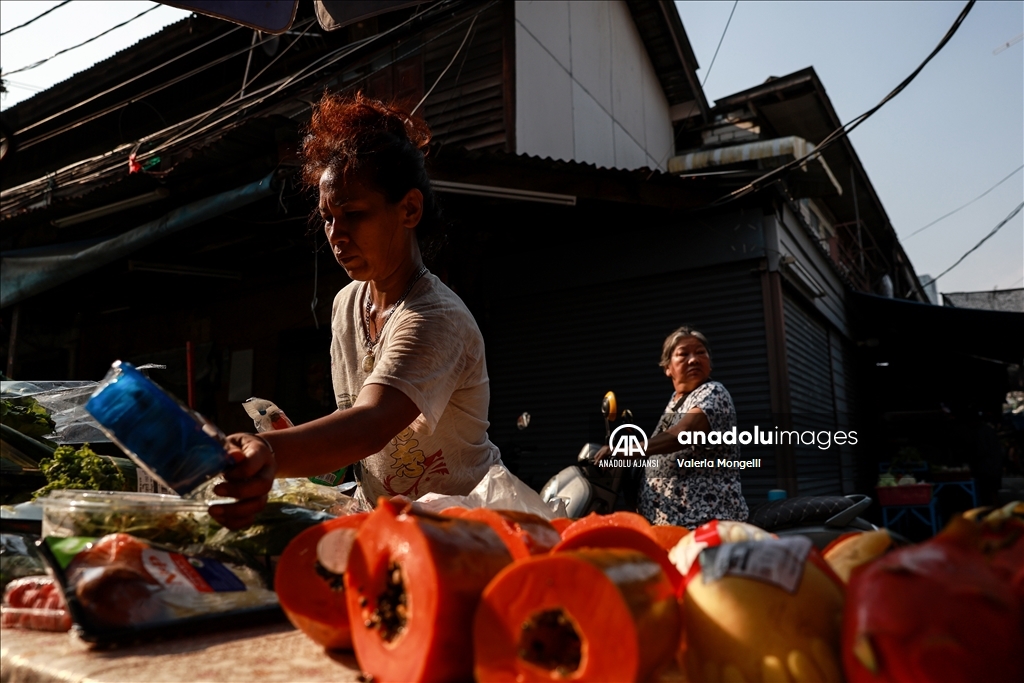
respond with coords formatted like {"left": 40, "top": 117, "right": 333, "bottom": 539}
{"left": 422, "top": 3, "right": 508, "bottom": 152}
{"left": 483, "top": 260, "right": 776, "bottom": 502}
{"left": 783, "top": 292, "right": 843, "bottom": 495}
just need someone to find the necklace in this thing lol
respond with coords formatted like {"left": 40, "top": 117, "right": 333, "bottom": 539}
{"left": 361, "top": 265, "right": 428, "bottom": 373}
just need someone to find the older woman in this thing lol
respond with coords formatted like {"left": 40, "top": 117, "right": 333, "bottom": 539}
{"left": 209, "top": 93, "right": 501, "bottom": 529}
{"left": 602, "top": 327, "right": 749, "bottom": 527}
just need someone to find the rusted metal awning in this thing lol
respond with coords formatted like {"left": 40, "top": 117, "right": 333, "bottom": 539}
{"left": 668, "top": 135, "right": 843, "bottom": 196}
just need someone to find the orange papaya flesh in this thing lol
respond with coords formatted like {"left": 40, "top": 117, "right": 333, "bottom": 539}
{"left": 438, "top": 506, "right": 468, "bottom": 518}
{"left": 345, "top": 497, "right": 513, "bottom": 683}
{"left": 553, "top": 522, "right": 683, "bottom": 591}
{"left": 842, "top": 509, "right": 1024, "bottom": 683}
{"left": 275, "top": 513, "right": 368, "bottom": 651}
{"left": 549, "top": 517, "right": 575, "bottom": 535}
{"left": 474, "top": 549, "right": 681, "bottom": 682}
{"left": 649, "top": 525, "right": 690, "bottom": 552}
{"left": 557, "top": 511, "right": 651, "bottom": 543}
{"left": 457, "top": 508, "right": 561, "bottom": 559}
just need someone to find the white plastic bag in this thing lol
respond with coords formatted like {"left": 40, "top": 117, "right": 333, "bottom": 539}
{"left": 415, "top": 464, "right": 567, "bottom": 519}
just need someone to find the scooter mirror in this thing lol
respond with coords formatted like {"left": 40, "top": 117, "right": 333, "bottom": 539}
{"left": 602, "top": 391, "right": 618, "bottom": 422}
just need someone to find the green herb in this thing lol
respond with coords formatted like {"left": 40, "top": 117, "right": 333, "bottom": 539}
{"left": 0, "top": 397, "right": 55, "bottom": 438}
{"left": 34, "top": 443, "right": 127, "bottom": 498}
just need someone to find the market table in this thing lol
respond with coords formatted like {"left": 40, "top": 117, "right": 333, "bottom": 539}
{"left": 0, "top": 622, "right": 364, "bottom": 683}
{"left": 2, "top": 622, "right": 689, "bottom": 683}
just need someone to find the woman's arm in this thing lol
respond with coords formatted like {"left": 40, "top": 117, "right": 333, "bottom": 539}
{"left": 645, "top": 408, "right": 710, "bottom": 456}
{"left": 209, "top": 383, "right": 420, "bottom": 529}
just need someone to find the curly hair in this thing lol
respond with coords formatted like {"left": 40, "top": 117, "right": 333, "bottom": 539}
{"left": 301, "top": 91, "right": 443, "bottom": 251}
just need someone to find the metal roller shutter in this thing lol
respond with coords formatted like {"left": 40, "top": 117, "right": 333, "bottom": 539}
{"left": 482, "top": 259, "right": 775, "bottom": 503}
{"left": 782, "top": 292, "right": 842, "bottom": 495}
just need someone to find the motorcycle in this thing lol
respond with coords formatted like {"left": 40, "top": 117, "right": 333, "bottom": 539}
{"left": 749, "top": 493, "right": 880, "bottom": 550}
{"left": 539, "top": 392, "right": 634, "bottom": 518}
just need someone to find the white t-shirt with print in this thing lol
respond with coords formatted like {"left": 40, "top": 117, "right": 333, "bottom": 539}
{"left": 330, "top": 273, "right": 501, "bottom": 503}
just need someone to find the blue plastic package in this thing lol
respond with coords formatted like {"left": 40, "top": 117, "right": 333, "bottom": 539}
{"left": 85, "top": 361, "right": 233, "bottom": 495}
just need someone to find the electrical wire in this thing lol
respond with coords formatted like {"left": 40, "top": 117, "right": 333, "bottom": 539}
{"left": 708, "top": 0, "right": 976, "bottom": 208}
{"left": 919, "top": 200, "right": 1024, "bottom": 289}
{"left": 701, "top": 0, "right": 738, "bottom": 88}
{"left": 1, "top": 0, "right": 71, "bottom": 37}
{"left": 1, "top": 1, "right": 474, "bottom": 211}
{"left": 903, "top": 164, "right": 1023, "bottom": 239}
{"left": 13, "top": 25, "right": 291, "bottom": 153}
{"left": 410, "top": 12, "right": 478, "bottom": 116}
{"left": 2, "top": 5, "right": 160, "bottom": 77}
{"left": 13, "top": 23, "right": 245, "bottom": 138}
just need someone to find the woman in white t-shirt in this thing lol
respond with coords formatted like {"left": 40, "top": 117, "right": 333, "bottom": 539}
{"left": 209, "top": 93, "right": 500, "bottom": 529}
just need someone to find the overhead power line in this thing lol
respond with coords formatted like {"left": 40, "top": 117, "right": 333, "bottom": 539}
{"left": 1, "top": 1, "right": 72, "bottom": 37}
{"left": 3, "top": 5, "right": 160, "bottom": 77}
{"left": 709, "top": 0, "right": 976, "bottom": 208}
{"left": 919, "top": 200, "right": 1024, "bottom": 289}
{"left": 701, "top": 0, "right": 738, "bottom": 88}
{"left": 904, "top": 164, "right": 1024, "bottom": 239}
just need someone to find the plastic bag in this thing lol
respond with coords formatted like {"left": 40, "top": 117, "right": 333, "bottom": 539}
{"left": 242, "top": 397, "right": 347, "bottom": 487}
{"left": 415, "top": 464, "right": 568, "bottom": 519}
{"left": 1, "top": 366, "right": 166, "bottom": 445}
{"left": 40, "top": 533, "right": 277, "bottom": 635}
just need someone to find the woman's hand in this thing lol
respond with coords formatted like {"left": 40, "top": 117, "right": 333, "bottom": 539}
{"left": 208, "top": 433, "right": 278, "bottom": 530}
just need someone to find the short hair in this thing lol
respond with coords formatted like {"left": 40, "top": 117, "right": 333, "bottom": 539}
{"left": 659, "top": 326, "right": 711, "bottom": 368}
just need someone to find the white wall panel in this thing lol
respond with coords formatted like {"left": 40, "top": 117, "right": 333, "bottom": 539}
{"left": 642, "top": 55, "right": 673, "bottom": 171}
{"left": 569, "top": 1, "right": 612, "bottom": 113}
{"left": 515, "top": 1, "right": 673, "bottom": 170}
{"left": 514, "top": 0, "right": 571, "bottom": 71}
{"left": 609, "top": 0, "right": 646, "bottom": 145}
{"left": 516, "top": 22, "right": 574, "bottom": 162}
{"left": 614, "top": 121, "right": 647, "bottom": 170}
{"left": 573, "top": 82, "right": 616, "bottom": 168}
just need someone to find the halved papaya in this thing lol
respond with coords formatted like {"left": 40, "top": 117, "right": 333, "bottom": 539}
{"left": 552, "top": 512, "right": 682, "bottom": 590}
{"left": 474, "top": 549, "right": 681, "bottom": 682}
{"left": 456, "top": 508, "right": 561, "bottom": 559}
{"left": 650, "top": 524, "right": 691, "bottom": 552}
{"left": 345, "top": 497, "right": 513, "bottom": 683}
{"left": 557, "top": 511, "right": 651, "bottom": 542}
{"left": 550, "top": 517, "right": 575, "bottom": 535}
{"left": 274, "top": 512, "right": 368, "bottom": 650}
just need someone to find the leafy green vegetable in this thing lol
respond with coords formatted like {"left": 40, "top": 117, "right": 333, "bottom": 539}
{"left": 0, "top": 398, "right": 55, "bottom": 438}
{"left": 34, "top": 444, "right": 126, "bottom": 498}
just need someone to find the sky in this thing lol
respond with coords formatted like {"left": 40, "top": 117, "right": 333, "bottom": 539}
{"left": 1, "top": 0, "right": 1022, "bottom": 296}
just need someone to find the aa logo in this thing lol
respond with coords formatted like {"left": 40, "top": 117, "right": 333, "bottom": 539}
{"left": 609, "top": 424, "right": 649, "bottom": 458}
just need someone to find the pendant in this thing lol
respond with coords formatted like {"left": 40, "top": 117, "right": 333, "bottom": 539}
{"left": 362, "top": 354, "right": 375, "bottom": 373}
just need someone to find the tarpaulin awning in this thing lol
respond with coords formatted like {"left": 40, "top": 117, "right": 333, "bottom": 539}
{"left": 0, "top": 172, "right": 275, "bottom": 309}
{"left": 850, "top": 290, "right": 1024, "bottom": 364}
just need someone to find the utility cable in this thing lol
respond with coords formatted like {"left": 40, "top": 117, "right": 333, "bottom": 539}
{"left": 14, "top": 25, "right": 285, "bottom": 152}
{"left": 708, "top": 0, "right": 975, "bottom": 208}
{"left": 3, "top": 5, "right": 159, "bottom": 77}
{"left": 919, "top": 200, "right": 1023, "bottom": 289}
{"left": 410, "top": 12, "right": 478, "bottom": 116}
{"left": 903, "top": 164, "right": 1023, "bottom": 239}
{"left": 13, "top": 23, "right": 244, "bottom": 138}
{"left": 1, "top": 1, "right": 464, "bottom": 208}
{"left": 701, "top": 0, "right": 738, "bottom": 88}
{"left": 1, "top": 1, "right": 71, "bottom": 37}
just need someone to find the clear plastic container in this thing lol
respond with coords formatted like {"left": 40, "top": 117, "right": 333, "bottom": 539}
{"left": 39, "top": 490, "right": 212, "bottom": 546}
{"left": 85, "top": 361, "right": 234, "bottom": 495}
